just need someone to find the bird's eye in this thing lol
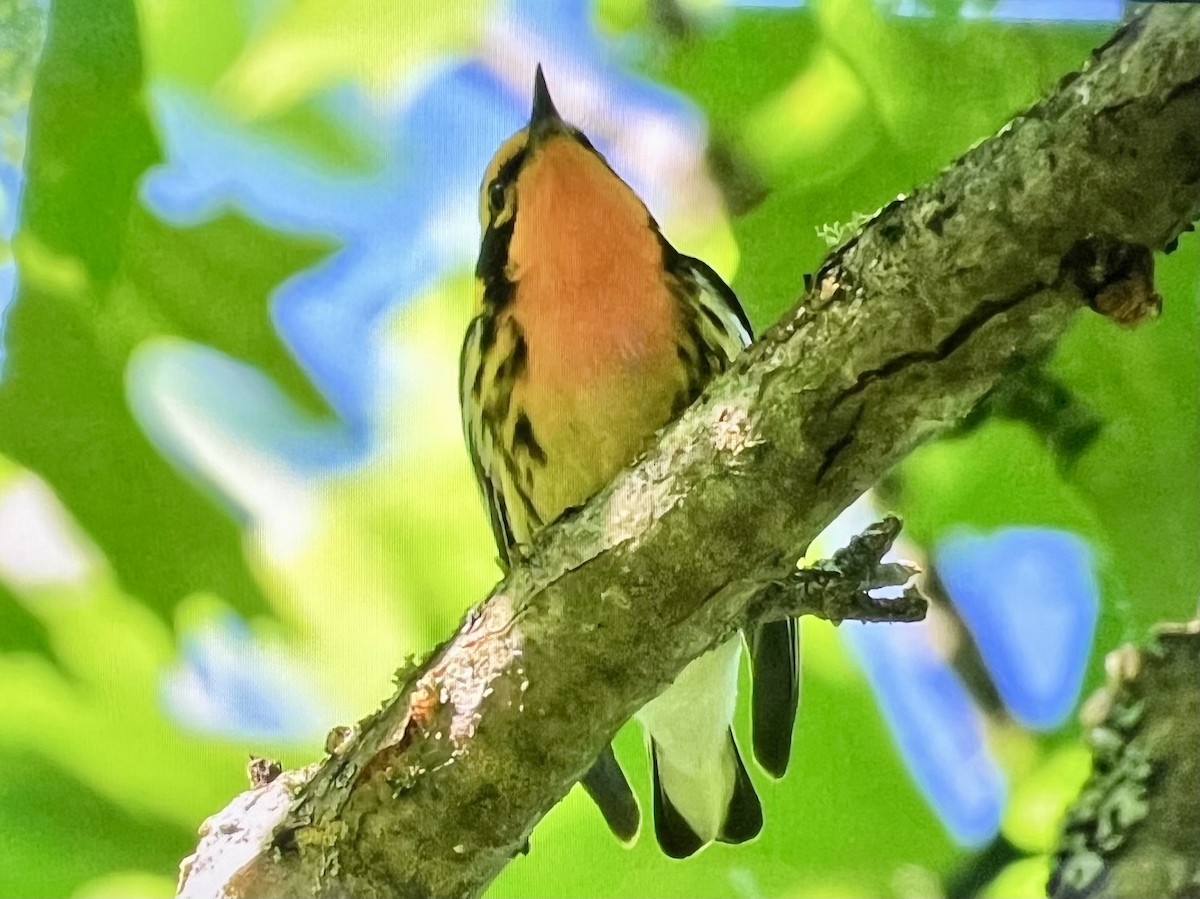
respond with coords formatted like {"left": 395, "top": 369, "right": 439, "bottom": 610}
{"left": 488, "top": 181, "right": 507, "bottom": 217}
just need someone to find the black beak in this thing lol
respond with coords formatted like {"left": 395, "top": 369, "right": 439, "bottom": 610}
{"left": 529, "top": 64, "right": 563, "bottom": 135}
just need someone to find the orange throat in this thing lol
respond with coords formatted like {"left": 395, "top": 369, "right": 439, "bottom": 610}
{"left": 506, "top": 136, "right": 679, "bottom": 390}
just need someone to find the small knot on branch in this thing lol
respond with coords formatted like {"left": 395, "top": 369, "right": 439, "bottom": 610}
{"left": 247, "top": 756, "right": 283, "bottom": 788}
{"left": 1061, "top": 235, "right": 1161, "bottom": 327}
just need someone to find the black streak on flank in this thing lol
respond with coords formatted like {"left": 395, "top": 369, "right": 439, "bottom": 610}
{"left": 513, "top": 411, "right": 547, "bottom": 465}
{"left": 491, "top": 376, "right": 514, "bottom": 424}
{"left": 476, "top": 313, "right": 497, "bottom": 365}
{"left": 471, "top": 314, "right": 497, "bottom": 397}
{"left": 471, "top": 360, "right": 486, "bottom": 398}
{"left": 697, "top": 301, "right": 728, "bottom": 334}
{"left": 686, "top": 321, "right": 713, "bottom": 383}
{"left": 680, "top": 253, "right": 753, "bottom": 339}
{"left": 502, "top": 331, "right": 528, "bottom": 381}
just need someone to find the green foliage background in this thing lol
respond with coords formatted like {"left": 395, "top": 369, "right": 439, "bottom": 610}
{"left": 0, "top": 1, "right": 1195, "bottom": 897}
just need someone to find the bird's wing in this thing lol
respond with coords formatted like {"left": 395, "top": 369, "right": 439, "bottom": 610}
{"left": 459, "top": 313, "right": 515, "bottom": 573}
{"left": 677, "top": 253, "right": 801, "bottom": 780}
{"left": 676, "top": 255, "right": 753, "bottom": 348}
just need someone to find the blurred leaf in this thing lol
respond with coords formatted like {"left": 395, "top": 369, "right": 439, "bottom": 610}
{"left": 1002, "top": 745, "right": 1091, "bottom": 855}
{"left": 121, "top": 208, "right": 333, "bottom": 414}
{"left": 0, "top": 0, "right": 45, "bottom": 120}
{"left": 1051, "top": 235, "right": 1200, "bottom": 640}
{"left": 138, "top": 0, "right": 382, "bottom": 170}
{"left": 136, "top": 0, "right": 248, "bottom": 87}
{"left": 817, "top": 0, "right": 1106, "bottom": 157}
{"left": 648, "top": 2, "right": 1105, "bottom": 323}
{"left": 650, "top": 5, "right": 821, "bottom": 130}
{"left": 895, "top": 421, "right": 1103, "bottom": 544}
{"left": 0, "top": 577, "right": 315, "bottom": 828}
{"left": 979, "top": 854, "right": 1052, "bottom": 899}
{"left": 960, "top": 359, "right": 1104, "bottom": 470}
{"left": 0, "top": 579, "right": 53, "bottom": 658}
{"left": 217, "top": 0, "right": 492, "bottom": 119}
{"left": 0, "top": 0, "right": 334, "bottom": 618}
{"left": 255, "top": 280, "right": 506, "bottom": 713}
{"left": 740, "top": 42, "right": 877, "bottom": 183}
{"left": 0, "top": 751, "right": 193, "bottom": 899}
{"left": 894, "top": 237, "right": 1199, "bottom": 698}
{"left": 72, "top": 871, "right": 175, "bottom": 899}
{"left": 17, "top": 0, "right": 157, "bottom": 285}
{"left": 596, "top": 0, "right": 653, "bottom": 35}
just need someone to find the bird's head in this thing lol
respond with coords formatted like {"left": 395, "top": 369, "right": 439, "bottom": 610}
{"left": 475, "top": 66, "right": 657, "bottom": 309}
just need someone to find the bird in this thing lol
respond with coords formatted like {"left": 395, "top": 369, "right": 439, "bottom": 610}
{"left": 459, "top": 65, "right": 799, "bottom": 858}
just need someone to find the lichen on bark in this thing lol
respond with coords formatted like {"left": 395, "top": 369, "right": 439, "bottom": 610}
{"left": 1051, "top": 623, "right": 1200, "bottom": 899}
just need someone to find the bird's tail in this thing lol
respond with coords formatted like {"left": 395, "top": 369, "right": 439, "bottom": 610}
{"left": 635, "top": 638, "right": 763, "bottom": 857}
{"left": 651, "top": 729, "right": 762, "bottom": 857}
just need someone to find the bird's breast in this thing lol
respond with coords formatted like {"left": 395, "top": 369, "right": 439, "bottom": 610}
{"left": 505, "top": 273, "right": 689, "bottom": 526}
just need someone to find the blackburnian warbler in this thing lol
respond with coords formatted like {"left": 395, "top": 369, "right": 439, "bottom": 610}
{"left": 460, "top": 66, "right": 798, "bottom": 858}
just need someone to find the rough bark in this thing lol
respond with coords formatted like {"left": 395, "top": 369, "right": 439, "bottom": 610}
{"left": 176, "top": 5, "right": 1200, "bottom": 898}
{"left": 1051, "top": 622, "right": 1200, "bottom": 899}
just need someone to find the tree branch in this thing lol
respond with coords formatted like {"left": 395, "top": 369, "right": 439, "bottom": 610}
{"left": 177, "top": 5, "right": 1200, "bottom": 898}
{"left": 745, "top": 515, "right": 926, "bottom": 626}
{"left": 1051, "top": 621, "right": 1200, "bottom": 899}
